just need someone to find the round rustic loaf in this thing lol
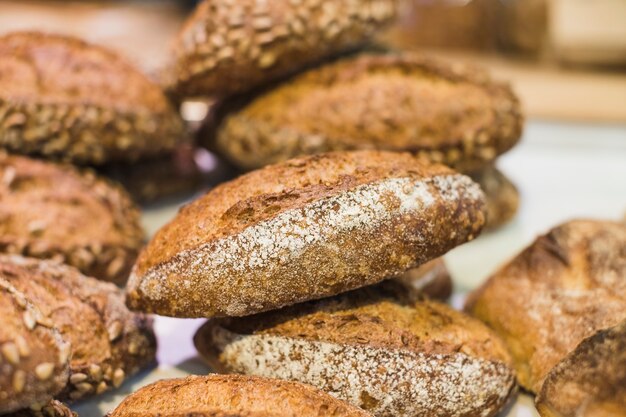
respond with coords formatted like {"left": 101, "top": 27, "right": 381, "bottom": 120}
{"left": 466, "top": 219, "right": 626, "bottom": 393}
{"left": 208, "top": 53, "right": 523, "bottom": 171}
{"left": 162, "top": 0, "right": 398, "bottom": 99}
{"left": 536, "top": 319, "right": 626, "bottom": 417}
{"left": 468, "top": 165, "right": 519, "bottom": 229}
{"left": 0, "top": 31, "right": 185, "bottom": 165}
{"left": 392, "top": 257, "right": 452, "bottom": 301}
{"left": 0, "top": 278, "right": 70, "bottom": 414}
{"left": 107, "top": 374, "right": 370, "bottom": 417}
{"left": 8, "top": 400, "right": 76, "bottom": 417}
{"left": 0, "top": 255, "right": 156, "bottom": 402}
{"left": 194, "top": 280, "right": 516, "bottom": 417}
{"left": 0, "top": 153, "right": 144, "bottom": 284}
{"left": 127, "top": 151, "right": 486, "bottom": 318}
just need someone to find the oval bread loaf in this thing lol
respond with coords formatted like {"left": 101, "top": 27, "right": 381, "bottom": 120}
{"left": 0, "top": 153, "right": 144, "bottom": 284}
{"left": 210, "top": 53, "right": 522, "bottom": 171}
{"left": 195, "top": 281, "right": 516, "bottom": 417}
{"left": 0, "top": 255, "right": 156, "bottom": 402}
{"left": 106, "top": 374, "right": 371, "bottom": 417}
{"left": 466, "top": 219, "right": 626, "bottom": 393}
{"left": 536, "top": 319, "right": 626, "bottom": 417}
{"left": 163, "top": 0, "right": 398, "bottom": 98}
{"left": 0, "top": 278, "right": 70, "bottom": 414}
{"left": 127, "top": 151, "right": 486, "bottom": 318}
{"left": 0, "top": 31, "right": 185, "bottom": 165}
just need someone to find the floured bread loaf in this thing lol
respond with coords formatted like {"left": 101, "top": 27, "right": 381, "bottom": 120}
{"left": 127, "top": 151, "right": 486, "bottom": 318}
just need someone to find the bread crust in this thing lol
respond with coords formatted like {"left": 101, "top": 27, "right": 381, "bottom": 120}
{"left": 0, "top": 278, "right": 70, "bottom": 414}
{"left": 163, "top": 0, "right": 398, "bottom": 98}
{"left": 0, "top": 31, "right": 185, "bottom": 164}
{"left": 0, "top": 152, "right": 144, "bottom": 284}
{"left": 466, "top": 219, "right": 626, "bottom": 393}
{"left": 107, "top": 374, "right": 370, "bottom": 417}
{"left": 0, "top": 255, "right": 156, "bottom": 402}
{"left": 536, "top": 319, "right": 626, "bottom": 417}
{"left": 467, "top": 165, "right": 519, "bottom": 229}
{"left": 127, "top": 151, "right": 485, "bottom": 317}
{"left": 210, "top": 53, "right": 522, "bottom": 171}
{"left": 195, "top": 281, "right": 516, "bottom": 417}
{"left": 392, "top": 258, "right": 452, "bottom": 300}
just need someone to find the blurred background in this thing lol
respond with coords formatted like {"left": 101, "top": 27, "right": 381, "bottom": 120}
{"left": 1, "top": 0, "right": 624, "bottom": 122}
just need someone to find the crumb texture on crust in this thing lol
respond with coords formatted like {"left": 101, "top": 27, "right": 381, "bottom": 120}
{"left": 195, "top": 282, "right": 515, "bottom": 417}
{"left": 127, "top": 151, "right": 485, "bottom": 317}
{"left": 0, "top": 31, "right": 184, "bottom": 164}
{"left": 466, "top": 219, "right": 626, "bottom": 393}
{"left": 213, "top": 53, "right": 523, "bottom": 170}
{"left": 0, "top": 153, "right": 145, "bottom": 284}
{"left": 0, "top": 277, "right": 70, "bottom": 414}
{"left": 164, "top": 0, "right": 398, "bottom": 98}
{"left": 536, "top": 319, "right": 626, "bottom": 417}
{"left": 467, "top": 165, "right": 519, "bottom": 229}
{"left": 0, "top": 255, "right": 156, "bottom": 403}
{"left": 107, "top": 374, "right": 370, "bottom": 417}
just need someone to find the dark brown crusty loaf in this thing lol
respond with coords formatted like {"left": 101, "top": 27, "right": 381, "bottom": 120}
{"left": 536, "top": 319, "right": 626, "bottom": 417}
{"left": 0, "top": 278, "right": 70, "bottom": 414}
{"left": 0, "top": 255, "right": 156, "bottom": 402}
{"left": 195, "top": 280, "right": 516, "bottom": 417}
{"left": 466, "top": 219, "right": 626, "bottom": 393}
{"left": 7, "top": 400, "right": 76, "bottom": 417}
{"left": 0, "top": 153, "right": 144, "bottom": 284}
{"left": 127, "top": 151, "right": 486, "bottom": 318}
{"left": 107, "top": 374, "right": 371, "bottom": 417}
{"left": 468, "top": 165, "right": 520, "bottom": 229}
{"left": 162, "top": 0, "right": 398, "bottom": 99}
{"left": 393, "top": 257, "right": 452, "bottom": 301}
{"left": 209, "top": 53, "right": 522, "bottom": 171}
{"left": 0, "top": 31, "right": 185, "bottom": 165}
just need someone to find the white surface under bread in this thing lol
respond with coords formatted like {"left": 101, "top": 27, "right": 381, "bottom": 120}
{"left": 75, "top": 120, "right": 626, "bottom": 417}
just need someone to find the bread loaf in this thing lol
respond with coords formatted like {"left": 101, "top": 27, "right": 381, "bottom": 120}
{"left": 466, "top": 219, "right": 626, "bottom": 392}
{"left": 127, "top": 151, "right": 486, "bottom": 317}
{"left": 0, "top": 153, "right": 144, "bottom": 284}
{"left": 0, "top": 278, "right": 70, "bottom": 414}
{"left": 163, "top": 0, "right": 398, "bottom": 98}
{"left": 0, "top": 255, "right": 156, "bottom": 402}
{"left": 209, "top": 53, "right": 522, "bottom": 172}
{"left": 536, "top": 319, "right": 626, "bottom": 417}
{"left": 195, "top": 281, "right": 516, "bottom": 417}
{"left": 106, "top": 374, "right": 370, "bottom": 417}
{"left": 0, "top": 32, "right": 185, "bottom": 164}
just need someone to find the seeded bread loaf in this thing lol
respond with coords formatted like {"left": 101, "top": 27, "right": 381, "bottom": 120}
{"left": 208, "top": 53, "right": 522, "bottom": 172}
{"left": 393, "top": 258, "right": 452, "bottom": 301}
{"left": 468, "top": 165, "right": 520, "bottom": 229}
{"left": 536, "top": 319, "right": 626, "bottom": 417}
{"left": 127, "top": 151, "right": 486, "bottom": 318}
{"left": 162, "top": 0, "right": 398, "bottom": 99}
{"left": 107, "top": 374, "right": 371, "bottom": 417}
{"left": 0, "top": 31, "right": 185, "bottom": 165}
{"left": 8, "top": 401, "right": 76, "bottom": 417}
{"left": 466, "top": 219, "right": 626, "bottom": 393}
{"left": 195, "top": 281, "right": 516, "bottom": 417}
{"left": 0, "top": 255, "right": 156, "bottom": 402}
{"left": 0, "top": 278, "right": 70, "bottom": 414}
{"left": 0, "top": 153, "right": 144, "bottom": 284}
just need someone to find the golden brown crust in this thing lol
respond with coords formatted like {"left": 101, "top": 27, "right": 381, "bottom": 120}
{"left": 195, "top": 281, "right": 515, "bottom": 417}
{"left": 0, "top": 255, "right": 156, "bottom": 402}
{"left": 7, "top": 400, "right": 77, "bottom": 417}
{"left": 467, "top": 165, "right": 520, "bottom": 229}
{"left": 536, "top": 319, "right": 626, "bottom": 417}
{"left": 107, "top": 374, "right": 371, "bottom": 417}
{"left": 210, "top": 53, "right": 523, "bottom": 171}
{"left": 0, "top": 278, "right": 70, "bottom": 414}
{"left": 163, "top": 0, "right": 398, "bottom": 98}
{"left": 466, "top": 219, "right": 626, "bottom": 393}
{"left": 0, "top": 153, "right": 145, "bottom": 284}
{"left": 127, "top": 151, "right": 486, "bottom": 318}
{"left": 392, "top": 258, "right": 452, "bottom": 300}
{"left": 0, "top": 31, "right": 185, "bottom": 164}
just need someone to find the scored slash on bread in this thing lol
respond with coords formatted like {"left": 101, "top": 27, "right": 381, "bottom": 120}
{"left": 194, "top": 281, "right": 516, "bottom": 417}
{"left": 126, "top": 151, "right": 486, "bottom": 318}
{"left": 106, "top": 374, "right": 371, "bottom": 417}
{"left": 466, "top": 219, "right": 626, "bottom": 393}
